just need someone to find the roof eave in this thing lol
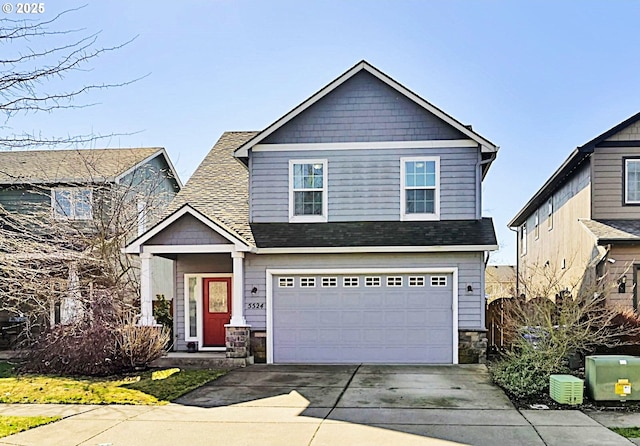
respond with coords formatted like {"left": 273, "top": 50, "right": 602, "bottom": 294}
{"left": 508, "top": 147, "right": 591, "bottom": 228}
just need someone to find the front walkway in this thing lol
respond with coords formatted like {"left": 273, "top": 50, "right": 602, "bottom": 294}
{"left": 0, "top": 365, "right": 635, "bottom": 446}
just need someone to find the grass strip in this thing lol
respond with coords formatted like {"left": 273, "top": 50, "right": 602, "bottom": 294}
{"left": 0, "top": 415, "right": 61, "bottom": 438}
{"left": 611, "top": 427, "right": 640, "bottom": 438}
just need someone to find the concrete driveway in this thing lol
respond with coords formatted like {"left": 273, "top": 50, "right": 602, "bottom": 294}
{"left": 0, "top": 364, "right": 633, "bottom": 446}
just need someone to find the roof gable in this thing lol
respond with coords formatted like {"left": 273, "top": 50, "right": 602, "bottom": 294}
{"left": 262, "top": 70, "right": 466, "bottom": 145}
{"left": 0, "top": 147, "right": 182, "bottom": 188}
{"left": 234, "top": 60, "right": 497, "bottom": 158}
{"left": 125, "top": 204, "right": 250, "bottom": 253}
{"left": 509, "top": 111, "right": 640, "bottom": 227}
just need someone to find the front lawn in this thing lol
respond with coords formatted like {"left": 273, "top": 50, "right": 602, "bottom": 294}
{"left": 610, "top": 427, "right": 640, "bottom": 438}
{"left": 0, "top": 416, "right": 60, "bottom": 438}
{"left": 0, "top": 362, "right": 224, "bottom": 405}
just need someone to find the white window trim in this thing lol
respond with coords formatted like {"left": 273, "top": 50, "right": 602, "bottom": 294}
{"left": 520, "top": 223, "right": 527, "bottom": 256}
{"left": 625, "top": 159, "right": 640, "bottom": 204}
{"left": 51, "top": 187, "right": 93, "bottom": 221}
{"left": 400, "top": 156, "right": 440, "bottom": 221}
{"left": 183, "top": 273, "right": 232, "bottom": 352}
{"left": 265, "top": 267, "right": 459, "bottom": 365}
{"left": 534, "top": 211, "right": 539, "bottom": 240}
{"left": 289, "top": 159, "right": 328, "bottom": 223}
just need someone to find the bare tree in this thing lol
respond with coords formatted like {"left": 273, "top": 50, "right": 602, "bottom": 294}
{"left": 0, "top": 153, "right": 174, "bottom": 344}
{"left": 0, "top": 5, "right": 140, "bottom": 150}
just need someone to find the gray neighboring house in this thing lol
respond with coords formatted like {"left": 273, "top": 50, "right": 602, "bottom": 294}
{"left": 0, "top": 147, "right": 182, "bottom": 323}
{"left": 126, "top": 61, "right": 499, "bottom": 364}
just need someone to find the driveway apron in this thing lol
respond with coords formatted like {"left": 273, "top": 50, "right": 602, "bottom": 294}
{"left": 0, "top": 364, "right": 633, "bottom": 446}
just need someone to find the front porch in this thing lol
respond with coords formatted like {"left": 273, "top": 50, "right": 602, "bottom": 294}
{"left": 125, "top": 206, "right": 254, "bottom": 361}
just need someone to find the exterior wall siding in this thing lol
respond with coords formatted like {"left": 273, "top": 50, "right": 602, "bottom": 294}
{"left": 251, "top": 147, "right": 479, "bottom": 222}
{"left": 0, "top": 186, "right": 50, "bottom": 213}
{"left": 520, "top": 162, "right": 594, "bottom": 296}
{"left": 263, "top": 71, "right": 466, "bottom": 144}
{"left": 604, "top": 245, "right": 639, "bottom": 309}
{"left": 146, "top": 214, "right": 232, "bottom": 245}
{"left": 243, "top": 251, "right": 485, "bottom": 331}
{"left": 592, "top": 145, "right": 640, "bottom": 219}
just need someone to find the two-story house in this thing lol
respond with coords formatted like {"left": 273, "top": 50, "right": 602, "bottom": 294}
{"left": 0, "top": 147, "right": 182, "bottom": 328}
{"left": 509, "top": 112, "right": 640, "bottom": 309}
{"left": 126, "top": 61, "right": 499, "bottom": 364}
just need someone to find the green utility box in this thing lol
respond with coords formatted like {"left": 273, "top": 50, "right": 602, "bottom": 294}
{"left": 586, "top": 355, "right": 640, "bottom": 401}
{"left": 550, "top": 374, "right": 583, "bottom": 405}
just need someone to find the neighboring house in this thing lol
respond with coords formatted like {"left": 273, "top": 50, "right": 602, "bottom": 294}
{"left": 509, "top": 112, "right": 640, "bottom": 309}
{"left": 126, "top": 61, "right": 499, "bottom": 364}
{"left": 0, "top": 147, "right": 182, "bottom": 324}
{"left": 485, "top": 265, "right": 516, "bottom": 302}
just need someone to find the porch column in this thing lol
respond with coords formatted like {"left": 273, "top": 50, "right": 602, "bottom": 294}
{"left": 229, "top": 251, "right": 247, "bottom": 326}
{"left": 139, "top": 252, "right": 157, "bottom": 326}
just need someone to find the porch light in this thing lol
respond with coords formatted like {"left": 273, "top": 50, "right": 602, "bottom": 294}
{"left": 251, "top": 287, "right": 258, "bottom": 294}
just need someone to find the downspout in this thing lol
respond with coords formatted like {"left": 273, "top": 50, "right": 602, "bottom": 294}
{"left": 476, "top": 151, "right": 497, "bottom": 220}
{"left": 509, "top": 226, "right": 519, "bottom": 297}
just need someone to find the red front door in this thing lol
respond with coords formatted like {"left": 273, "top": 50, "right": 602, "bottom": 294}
{"left": 202, "top": 277, "right": 232, "bottom": 347}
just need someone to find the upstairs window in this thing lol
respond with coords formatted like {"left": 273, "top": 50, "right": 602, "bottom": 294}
{"left": 52, "top": 188, "right": 92, "bottom": 220}
{"left": 547, "top": 197, "right": 553, "bottom": 230}
{"left": 289, "top": 159, "right": 327, "bottom": 222}
{"left": 520, "top": 223, "right": 527, "bottom": 256}
{"left": 534, "top": 211, "right": 539, "bottom": 240}
{"left": 625, "top": 159, "right": 640, "bottom": 204}
{"left": 401, "top": 157, "right": 439, "bottom": 220}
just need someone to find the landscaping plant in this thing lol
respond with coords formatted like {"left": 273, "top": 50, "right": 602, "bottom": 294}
{"left": 489, "top": 261, "right": 640, "bottom": 399}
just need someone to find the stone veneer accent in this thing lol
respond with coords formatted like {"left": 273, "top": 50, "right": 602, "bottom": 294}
{"left": 225, "top": 326, "right": 250, "bottom": 358}
{"left": 458, "top": 330, "right": 487, "bottom": 364}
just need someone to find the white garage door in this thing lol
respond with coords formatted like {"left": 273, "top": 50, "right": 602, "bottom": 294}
{"left": 271, "top": 273, "right": 454, "bottom": 363}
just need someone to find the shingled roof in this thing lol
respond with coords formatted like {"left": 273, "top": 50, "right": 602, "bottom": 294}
{"left": 166, "top": 132, "right": 258, "bottom": 245}
{"left": 251, "top": 218, "right": 497, "bottom": 249}
{"left": 0, "top": 147, "right": 164, "bottom": 185}
{"left": 581, "top": 219, "right": 640, "bottom": 245}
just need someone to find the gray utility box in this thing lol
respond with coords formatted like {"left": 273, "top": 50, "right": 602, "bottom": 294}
{"left": 586, "top": 355, "right": 640, "bottom": 401}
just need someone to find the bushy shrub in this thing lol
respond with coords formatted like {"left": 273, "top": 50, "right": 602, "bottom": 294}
{"left": 22, "top": 293, "right": 169, "bottom": 376}
{"left": 490, "top": 348, "right": 569, "bottom": 398}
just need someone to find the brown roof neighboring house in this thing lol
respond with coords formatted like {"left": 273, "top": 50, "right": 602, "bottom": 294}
{"left": 485, "top": 265, "right": 516, "bottom": 301}
{"left": 0, "top": 147, "right": 170, "bottom": 185}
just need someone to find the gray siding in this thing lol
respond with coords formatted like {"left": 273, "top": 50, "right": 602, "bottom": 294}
{"left": 0, "top": 186, "right": 51, "bottom": 213}
{"left": 243, "top": 252, "right": 484, "bottom": 331}
{"left": 592, "top": 145, "right": 640, "bottom": 219}
{"left": 264, "top": 71, "right": 466, "bottom": 144}
{"left": 146, "top": 214, "right": 232, "bottom": 245}
{"left": 251, "top": 147, "right": 479, "bottom": 222}
{"left": 173, "top": 253, "right": 232, "bottom": 351}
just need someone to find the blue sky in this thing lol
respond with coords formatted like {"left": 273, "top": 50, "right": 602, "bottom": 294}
{"left": 4, "top": 0, "right": 640, "bottom": 264}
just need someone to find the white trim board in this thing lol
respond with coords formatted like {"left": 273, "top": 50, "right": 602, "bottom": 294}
{"left": 253, "top": 140, "right": 478, "bottom": 152}
{"left": 265, "top": 267, "right": 459, "bottom": 365}
{"left": 256, "top": 245, "right": 498, "bottom": 254}
{"left": 234, "top": 61, "right": 498, "bottom": 159}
